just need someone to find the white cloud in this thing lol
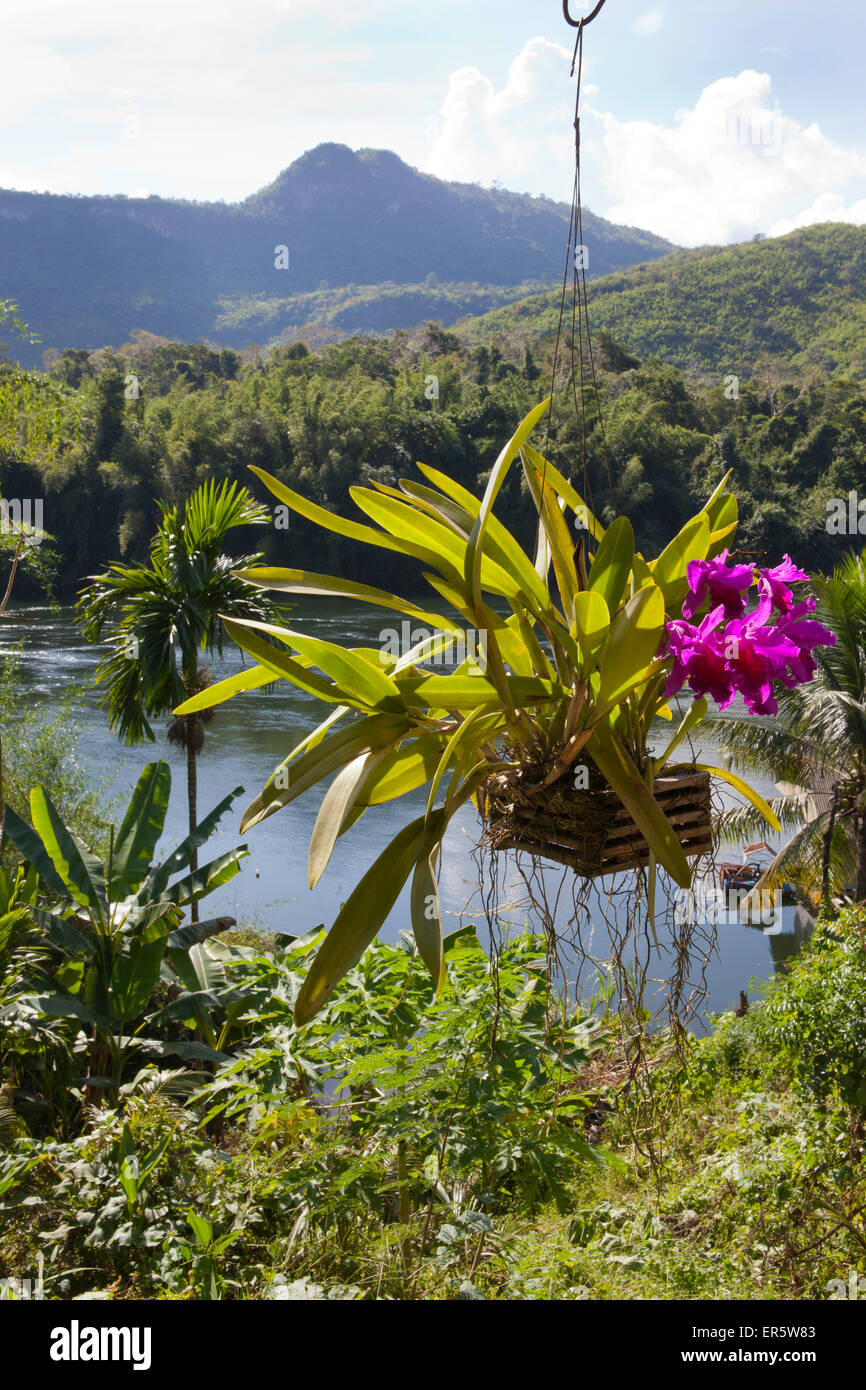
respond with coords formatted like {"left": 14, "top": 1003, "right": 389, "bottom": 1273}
{"left": 770, "top": 192, "right": 866, "bottom": 236}
{"left": 588, "top": 70, "right": 866, "bottom": 244}
{"left": 423, "top": 37, "right": 573, "bottom": 189}
{"left": 0, "top": 0, "right": 406, "bottom": 199}
{"left": 633, "top": 8, "right": 664, "bottom": 37}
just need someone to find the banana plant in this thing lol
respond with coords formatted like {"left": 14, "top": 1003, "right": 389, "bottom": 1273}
{"left": 175, "top": 399, "right": 777, "bottom": 1025}
{"left": 1, "top": 760, "right": 247, "bottom": 1095}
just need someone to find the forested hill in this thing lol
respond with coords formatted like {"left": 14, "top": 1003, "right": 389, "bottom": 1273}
{"left": 461, "top": 223, "right": 866, "bottom": 381}
{"left": 7, "top": 319, "right": 866, "bottom": 600}
{"left": 0, "top": 143, "right": 675, "bottom": 367}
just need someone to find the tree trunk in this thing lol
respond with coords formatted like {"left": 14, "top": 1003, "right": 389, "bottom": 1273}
{"left": 186, "top": 721, "right": 199, "bottom": 924}
{"left": 856, "top": 812, "right": 866, "bottom": 904}
{"left": 821, "top": 784, "right": 839, "bottom": 907}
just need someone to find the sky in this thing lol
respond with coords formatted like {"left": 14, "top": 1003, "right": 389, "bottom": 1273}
{"left": 1, "top": 0, "right": 865, "bottom": 247}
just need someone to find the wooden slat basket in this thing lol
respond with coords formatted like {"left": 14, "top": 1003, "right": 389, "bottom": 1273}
{"left": 481, "top": 766, "right": 712, "bottom": 877}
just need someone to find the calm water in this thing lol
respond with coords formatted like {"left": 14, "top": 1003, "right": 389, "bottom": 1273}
{"left": 2, "top": 599, "right": 809, "bottom": 1021}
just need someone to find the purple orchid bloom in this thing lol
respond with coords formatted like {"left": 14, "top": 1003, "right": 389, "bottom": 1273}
{"left": 682, "top": 549, "right": 755, "bottom": 621}
{"left": 721, "top": 596, "right": 801, "bottom": 716}
{"left": 757, "top": 554, "right": 810, "bottom": 614}
{"left": 664, "top": 606, "right": 735, "bottom": 707}
{"left": 659, "top": 549, "right": 833, "bottom": 717}
{"left": 774, "top": 598, "right": 836, "bottom": 683}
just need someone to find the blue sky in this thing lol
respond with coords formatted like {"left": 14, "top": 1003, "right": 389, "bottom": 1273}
{"left": 2, "top": 0, "right": 864, "bottom": 246}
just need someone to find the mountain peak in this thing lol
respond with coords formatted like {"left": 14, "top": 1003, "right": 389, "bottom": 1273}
{"left": 0, "top": 141, "right": 678, "bottom": 364}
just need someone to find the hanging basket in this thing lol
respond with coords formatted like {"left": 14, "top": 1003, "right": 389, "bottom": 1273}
{"left": 481, "top": 764, "right": 712, "bottom": 877}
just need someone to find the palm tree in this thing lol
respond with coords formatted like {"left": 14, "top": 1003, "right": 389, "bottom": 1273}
{"left": 77, "top": 479, "right": 280, "bottom": 919}
{"left": 705, "top": 549, "right": 866, "bottom": 906}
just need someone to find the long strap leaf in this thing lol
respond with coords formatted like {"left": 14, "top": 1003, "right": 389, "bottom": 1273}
{"left": 240, "top": 712, "right": 411, "bottom": 832}
{"left": 110, "top": 761, "right": 171, "bottom": 897}
{"left": 465, "top": 398, "right": 551, "bottom": 612}
{"left": 587, "top": 720, "right": 692, "bottom": 888}
{"left": 144, "top": 786, "right": 245, "bottom": 900}
{"left": 236, "top": 567, "right": 462, "bottom": 635}
{"left": 693, "top": 763, "right": 781, "bottom": 831}
{"left": 29, "top": 787, "right": 107, "bottom": 915}
{"left": 226, "top": 618, "right": 401, "bottom": 708}
{"left": 294, "top": 810, "right": 446, "bottom": 1025}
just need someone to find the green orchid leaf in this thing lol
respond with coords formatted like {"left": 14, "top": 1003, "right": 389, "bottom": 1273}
{"left": 572, "top": 590, "right": 611, "bottom": 673}
{"left": 294, "top": 810, "right": 447, "bottom": 1025}
{"left": 308, "top": 747, "right": 391, "bottom": 889}
{"left": 588, "top": 720, "right": 692, "bottom": 888}
{"left": 355, "top": 733, "right": 446, "bottom": 808}
{"left": 694, "top": 762, "right": 781, "bottom": 831}
{"left": 237, "top": 567, "right": 461, "bottom": 635}
{"left": 240, "top": 713, "right": 411, "bottom": 832}
{"left": 226, "top": 618, "right": 401, "bottom": 709}
{"left": 466, "top": 399, "right": 551, "bottom": 610}
{"left": 520, "top": 443, "right": 606, "bottom": 543}
{"left": 588, "top": 515, "right": 635, "bottom": 615}
{"left": 656, "top": 696, "right": 708, "bottom": 769}
{"left": 411, "top": 851, "right": 445, "bottom": 992}
{"left": 649, "top": 514, "right": 711, "bottom": 609}
{"left": 247, "top": 466, "right": 406, "bottom": 556}
{"left": 596, "top": 584, "right": 666, "bottom": 709}
{"left": 173, "top": 664, "right": 277, "bottom": 716}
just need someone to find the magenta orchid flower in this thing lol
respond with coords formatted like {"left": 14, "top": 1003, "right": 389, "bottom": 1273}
{"left": 721, "top": 595, "right": 802, "bottom": 716}
{"left": 664, "top": 606, "right": 735, "bottom": 707}
{"left": 661, "top": 553, "right": 835, "bottom": 716}
{"left": 682, "top": 549, "right": 755, "bottom": 621}
{"left": 757, "top": 554, "right": 809, "bottom": 614}
{"left": 774, "top": 598, "right": 836, "bottom": 685}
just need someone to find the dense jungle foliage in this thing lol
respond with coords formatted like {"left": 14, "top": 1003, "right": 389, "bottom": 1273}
{"left": 4, "top": 313, "right": 865, "bottom": 599}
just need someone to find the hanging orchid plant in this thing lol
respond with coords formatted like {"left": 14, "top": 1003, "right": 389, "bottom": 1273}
{"left": 174, "top": 399, "right": 832, "bottom": 1023}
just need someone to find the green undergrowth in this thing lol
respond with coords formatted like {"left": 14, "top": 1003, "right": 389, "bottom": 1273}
{"left": 1, "top": 909, "right": 865, "bottom": 1300}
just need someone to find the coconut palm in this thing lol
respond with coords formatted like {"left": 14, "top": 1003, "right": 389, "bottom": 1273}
{"left": 77, "top": 479, "right": 280, "bottom": 918}
{"left": 705, "top": 548, "right": 866, "bottom": 905}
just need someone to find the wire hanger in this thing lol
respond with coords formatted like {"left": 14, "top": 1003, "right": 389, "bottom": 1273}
{"left": 562, "top": 0, "right": 608, "bottom": 28}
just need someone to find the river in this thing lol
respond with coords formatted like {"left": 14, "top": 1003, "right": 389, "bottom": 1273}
{"left": 2, "top": 598, "right": 810, "bottom": 1022}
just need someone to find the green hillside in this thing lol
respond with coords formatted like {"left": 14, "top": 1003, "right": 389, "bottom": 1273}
{"left": 213, "top": 279, "right": 557, "bottom": 351}
{"left": 460, "top": 223, "right": 866, "bottom": 380}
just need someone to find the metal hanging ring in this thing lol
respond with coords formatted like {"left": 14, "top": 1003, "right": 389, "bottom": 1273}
{"left": 562, "top": 0, "right": 608, "bottom": 27}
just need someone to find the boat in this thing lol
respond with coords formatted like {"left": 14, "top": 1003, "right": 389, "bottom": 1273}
{"left": 718, "top": 841, "right": 796, "bottom": 901}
